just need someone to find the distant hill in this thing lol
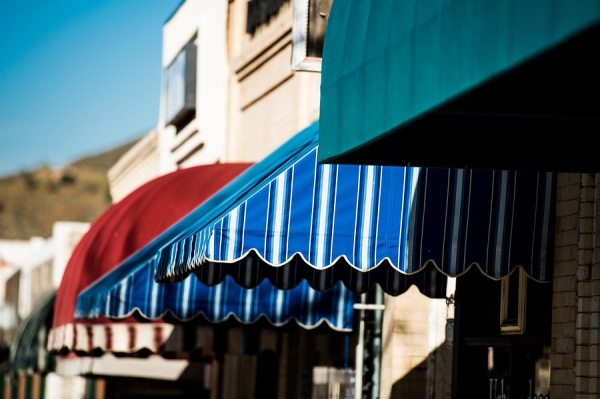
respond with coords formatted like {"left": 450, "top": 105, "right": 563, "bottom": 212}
{"left": 69, "top": 140, "right": 138, "bottom": 171}
{"left": 0, "top": 139, "right": 139, "bottom": 240}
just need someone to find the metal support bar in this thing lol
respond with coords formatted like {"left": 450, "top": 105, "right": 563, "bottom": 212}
{"left": 353, "top": 304, "right": 385, "bottom": 311}
{"left": 355, "top": 294, "right": 366, "bottom": 398}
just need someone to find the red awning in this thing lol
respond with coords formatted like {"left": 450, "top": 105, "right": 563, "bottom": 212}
{"left": 50, "top": 164, "right": 251, "bottom": 353}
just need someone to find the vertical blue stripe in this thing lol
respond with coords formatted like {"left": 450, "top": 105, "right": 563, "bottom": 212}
{"left": 265, "top": 168, "right": 294, "bottom": 264}
{"left": 310, "top": 162, "right": 338, "bottom": 267}
{"left": 401, "top": 168, "right": 420, "bottom": 272}
{"left": 353, "top": 165, "right": 382, "bottom": 270}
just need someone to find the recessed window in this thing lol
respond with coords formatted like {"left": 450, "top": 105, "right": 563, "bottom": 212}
{"left": 500, "top": 268, "right": 527, "bottom": 334}
{"left": 291, "top": 0, "right": 333, "bottom": 72}
{"left": 246, "top": 0, "right": 289, "bottom": 34}
{"left": 165, "top": 42, "right": 197, "bottom": 132}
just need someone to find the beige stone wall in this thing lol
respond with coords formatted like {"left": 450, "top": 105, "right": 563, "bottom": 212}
{"left": 380, "top": 286, "right": 451, "bottom": 399}
{"left": 227, "top": 0, "right": 320, "bottom": 163}
{"left": 551, "top": 173, "right": 600, "bottom": 398}
{"left": 107, "top": 131, "right": 160, "bottom": 203}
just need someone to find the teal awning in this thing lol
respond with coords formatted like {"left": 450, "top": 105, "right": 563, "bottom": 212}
{"left": 319, "top": 0, "right": 600, "bottom": 171}
{"left": 9, "top": 292, "right": 55, "bottom": 373}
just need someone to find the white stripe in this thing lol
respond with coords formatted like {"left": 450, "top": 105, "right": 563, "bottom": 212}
{"left": 227, "top": 207, "right": 239, "bottom": 260}
{"left": 264, "top": 182, "right": 272, "bottom": 259}
{"left": 105, "top": 292, "right": 111, "bottom": 317}
{"left": 285, "top": 167, "right": 295, "bottom": 261}
{"left": 494, "top": 171, "right": 509, "bottom": 275}
{"left": 217, "top": 220, "right": 224, "bottom": 261}
{"left": 462, "top": 172, "right": 473, "bottom": 271}
{"left": 151, "top": 277, "right": 159, "bottom": 318}
{"left": 449, "top": 170, "right": 464, "bottom": 275}
{"left": 353, "top": 166, "right": 362, "bottom": 266}
{"left": 337, "top": 287, "right": 345, "bottom": 328}
{"left": 539, "top": 172, "right": 553, "bottom": 279}
{"left": 182, "top": 276, "right": 192, "bottom": 319}
{"left": 406, "top": 168, "right": 420, "bottom": 270}
{"left": 507, "top": 172, "right": 518, "bottom": 269}
{"left": 374, "top": 168, "right": 382, "bottom": 264}
{"left": 360, "top": 166, "right": 376, "bottom": 270}
{"left": 240, "top": 204, "right": 246, "bottom": 261}
{"left": 214, "top": 284, "right": 222, "bottom": 319}
{"left": 416, "top": 170, "right": 429, "bottom": 276}
{"left": 486, "top": 174, "right": 496, "bottom": 271}
{"left": 245, "top": 290, "right": 253, "bottom": 322}
{"left": 316, "top": 165, "right": 332, "bottom": 267}
{"left": 276, "top": 290, "right": 284, "bottom": 323}
{"left": 308, "top": 151, "right": 319, "bottom": 264}
{"left": 207, "top": 231, "right": 215, "bottom": 259}
{"left": 531, "top": 175, "right": 541, "bottom": 269}
{"left": 307, "top": 289, "right": 315, "bottom": 325}
{"left": 329, "top": 166, "right": 338, "bottom": 266}
{"left": 441, "top": 170, "right": 451, "bottom": 269}
{"left": 410, "top": 169, "right": 420, "bottom": 206}
{"left": 398, "top": 169, "right": 407, "bottom": 268}
{"left": 272, "top": 174, "right": 287, "bottom": 264}
{"left": 119, "top": 278, "right": 128, "bottom": 317}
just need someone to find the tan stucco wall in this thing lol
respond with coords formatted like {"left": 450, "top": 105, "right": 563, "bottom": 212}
{"left": 380, "top": 286, "right": 452, "bottom": 399}
{"left": 226, "top": 0, "right": 320, "bottom": 163}
{"left": 108, "top": 131, "right": 160, "bottom": 203}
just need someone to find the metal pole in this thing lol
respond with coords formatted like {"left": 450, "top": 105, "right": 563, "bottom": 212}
{"left": 355, "top": 294, "right": 366, "bottom": 398}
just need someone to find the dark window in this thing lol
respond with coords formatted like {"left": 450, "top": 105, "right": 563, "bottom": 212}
{"left": 505, "top": 270, "right": 520, "bottom": 324}
{"left": 307, "top": 0, "right": 332, "bottom": 58}
{"left": 165, "top": 41, "right": 197, "bottom": 132}
{"left": 246, "top": 0, "right": 289, "bottom": 34}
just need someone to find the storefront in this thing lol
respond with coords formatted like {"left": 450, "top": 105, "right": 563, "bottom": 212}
{"left": 311, "top": 0, "right": 599, "bottom": 396}
{"left": 77, "top": 123, "right": 556, "bottom": 398}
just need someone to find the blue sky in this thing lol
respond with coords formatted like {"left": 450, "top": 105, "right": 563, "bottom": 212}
{"left": 0, "top": 0, "right": 181, "bottom": 177}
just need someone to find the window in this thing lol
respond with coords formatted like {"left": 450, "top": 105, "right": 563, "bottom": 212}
{"left": 499, "top": 268, "right": 527, "bottom": 334}
{"left": 246, "top": 0, "right": 290, "bottom": 34}
{"left": 165, "top": 42, "right": 197, "bottom": 132}
{"left": 291, "top": 0, "right": 333, "bottom": 72}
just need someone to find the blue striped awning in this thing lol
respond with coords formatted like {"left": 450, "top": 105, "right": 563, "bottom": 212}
{"left": 75, "top": 274, "right": 354, "bottom": 331}
{"left": 77, "top": 123, "right": 555, "bottom": 309}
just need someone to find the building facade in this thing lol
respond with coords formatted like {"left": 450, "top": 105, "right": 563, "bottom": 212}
{"left": 107, "top": 130, "right": 160, "bottom": 203}
{"left": 551, "top": 173, "right": 600, "bottom": 398}
{"left": 110, "top": 0, "right": 321, "bottom": 197}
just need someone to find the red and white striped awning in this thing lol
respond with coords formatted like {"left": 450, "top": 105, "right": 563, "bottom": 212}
{"left": 48, "top": 323, "right": 214, "bottom": 355}
{"left": 49, "top": 164, "right": 251, "bottom": 355}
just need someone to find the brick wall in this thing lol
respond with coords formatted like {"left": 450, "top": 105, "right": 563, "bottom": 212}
{"left": 551, "top": 173, "right": 580, "bottom": 398}
{"left": 574, "top": 174, "right": 600, "bottom": 398}
{"left": 551, "top": 173, "right": 600, "bottom": 398}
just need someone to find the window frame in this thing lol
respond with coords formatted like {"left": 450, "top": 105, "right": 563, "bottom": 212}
{"left": 291, "top": 0, "right": 323, "bottom": 72}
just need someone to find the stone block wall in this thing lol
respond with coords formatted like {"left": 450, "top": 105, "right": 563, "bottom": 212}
{"left": 380, "top": 286, "right": 452, "bottom": 399}
{"left": 551, "top": 173, "right": 600, "bottom": 398}
{"left": 227, "top": 0, "right": 321, "bottom": 163}
{"left": 551, "top": 173, "right": 580, "bottom": 398}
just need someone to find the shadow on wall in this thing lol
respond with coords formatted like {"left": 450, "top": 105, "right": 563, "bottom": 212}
{"left": 381, "top": 285, "right": 453, "bottom": 399}
{"left": 389, "top": 342, "right": 452, "bottom": 399}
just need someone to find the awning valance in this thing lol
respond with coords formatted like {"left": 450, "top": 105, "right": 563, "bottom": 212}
{"left": 76, "top": 275, "right": 354, "bottom": 331}
{"left": 67, "top": 157, "right": 353, "bottom": 334}
{"left": 49, "top": 323, "right": 173, "bottom": 354}
{"left": 318, "top": 0, "right": 600, "bottom": 171}
{"left": 77, "top": 123, "right": 555, "bottom": 303}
